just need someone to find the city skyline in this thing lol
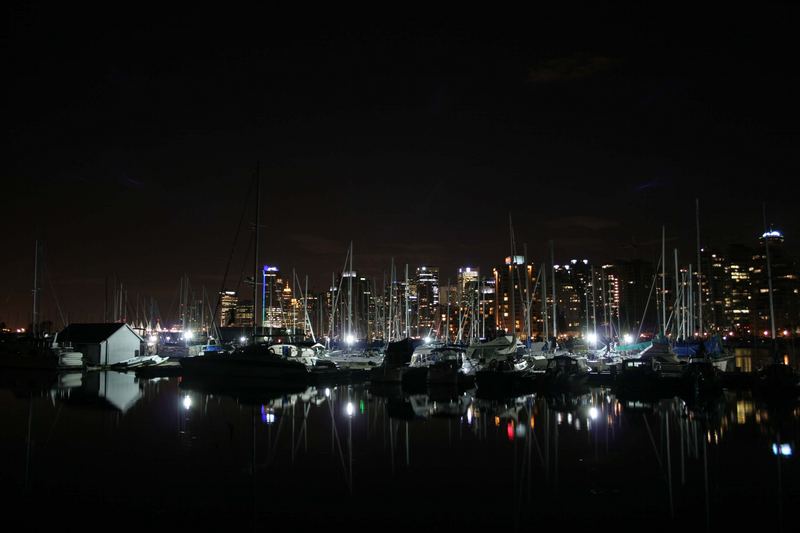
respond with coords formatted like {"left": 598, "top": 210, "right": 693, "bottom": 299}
{"left": 8, "top": 225, "right": 797, "bottom": 348}
{"left": 4, "top": 7, "right": 799, "bottom": 331}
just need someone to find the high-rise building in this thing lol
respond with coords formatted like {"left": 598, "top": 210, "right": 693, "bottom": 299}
{"left": 416, "top": 266, "right": 439, "bottom": 338}
{"left": 262, "top": 266, "right": 285, "bottom": 329}
{"left": 750, "top": 229, "right": 799, "bottom": 336}
{"left": 723, "top": 244, "right": 753, "bottom": 334}
{"left": 235, "top": 300, "right": 254, "bottom": 328}
{"left": 493, "top": 257, "right": 535, "bottom": 340}
{"left": 614, "top": 259, "right": 656, "bottom": 336}
{"left": 219, "top": 291, "right": 238, "bottom": 327}
{"left": 326, "top": 270, "right": 378, "bottom": 341}
{"left": 600, "top": 264, "right": 622, "bottom": 338}
{"left": 453, "top": 267, "right": 480, "bottom": 341}
{"left": 705, "top": 251, "right": 727, "bottom": 332}
{"left": 479, "top": 275, "right": 497, "bottom": 339}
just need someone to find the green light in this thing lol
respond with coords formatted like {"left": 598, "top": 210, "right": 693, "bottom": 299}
{"left": 359, "top": 399, "right": 365, "bottom": 414}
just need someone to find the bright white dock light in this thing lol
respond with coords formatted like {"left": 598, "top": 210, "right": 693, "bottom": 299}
{"left": 623, "top": 334, "right": 633, "bottom": 344}
{"left": 345, "top": 334, "right": 355, "bottom": 345}
{"left": 182, "top": 395, "right": 192, "bottom": 410}
{"left": 346, "top": 402, "right": 355, "bottom": 417}
{"left": 587, "top": 333, "right": 598, "bottom": 345}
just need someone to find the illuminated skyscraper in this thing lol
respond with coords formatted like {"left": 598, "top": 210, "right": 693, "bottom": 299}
{"left": 494, "top": 257, "right": 535, "bottom": 340}
{"left": 750, "top": 229, "right": 798, "bottom": 336}
{"left": 219, "top": 291, "right": 238, "bottom": 327}
{"left": 415, "top": 266, "right": 439, "bottom": 338}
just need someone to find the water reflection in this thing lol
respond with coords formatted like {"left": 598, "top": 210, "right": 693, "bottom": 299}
{"left": 0, "top": 375, "right": 797, "bottom": 531}
{"left": 61, "top": 371, "right": 142, "bottom": 413}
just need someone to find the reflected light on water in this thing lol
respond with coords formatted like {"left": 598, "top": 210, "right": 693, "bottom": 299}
{"left": 736, "top": 400, "right": 754, "bottom": 424}
{"left": 772, "top": 443, "right": 793, "bottom": 456}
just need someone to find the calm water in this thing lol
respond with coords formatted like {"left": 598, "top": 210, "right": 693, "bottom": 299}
{"left": 1, "top": 371, "right": 798, "bottom": 532}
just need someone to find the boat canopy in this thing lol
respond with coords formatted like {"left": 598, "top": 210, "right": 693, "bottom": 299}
{"left": 672, "top": 335, "right": 724, "bottom": 357}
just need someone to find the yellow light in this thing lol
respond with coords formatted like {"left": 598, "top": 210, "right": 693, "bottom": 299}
{"left": 494, "top": 416, "right": 500, "bottom": 427}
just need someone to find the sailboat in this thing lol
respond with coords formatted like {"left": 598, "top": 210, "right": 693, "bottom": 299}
{"left": 319, "top": 242, "right": 385, "bottom": 371}
{"left": 0, "top": 241, "right": 84, "bottom": 371}
{"left": 180, "top": 165, "right": 338, "bottom": 383}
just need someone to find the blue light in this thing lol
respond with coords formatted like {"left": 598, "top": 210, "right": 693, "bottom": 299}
{"left": 772, "top": 443, "right": 793, "bottom": 456}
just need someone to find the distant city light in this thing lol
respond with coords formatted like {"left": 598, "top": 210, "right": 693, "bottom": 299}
{"left": 762, "top": 230, "right": 783, "bottom": 239}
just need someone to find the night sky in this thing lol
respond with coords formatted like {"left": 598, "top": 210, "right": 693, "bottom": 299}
{"left": 3, "top": 4, "right": 799, "bottom": 326}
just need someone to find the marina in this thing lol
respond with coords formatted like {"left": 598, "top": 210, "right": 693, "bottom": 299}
{"left": 4, "top": 6, "right": 800, "bottom": 531}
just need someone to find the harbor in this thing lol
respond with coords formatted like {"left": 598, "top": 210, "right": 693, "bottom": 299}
{"left": 4, "top": 5, "right": 800, "bottom": 531}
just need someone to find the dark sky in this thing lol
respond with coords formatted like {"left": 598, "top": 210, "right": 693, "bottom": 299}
{"left": 3, "top": 4, "right": 799, "bottom": 326}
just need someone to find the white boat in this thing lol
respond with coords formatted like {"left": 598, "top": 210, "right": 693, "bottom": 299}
{"left": 267, "top": 343, "right": 323, "bottom": 368}
{"left": 110, "top": 354, "right": 169, "bottom": 369}
{"left": 322, "top": 347, "right": 384, "bottom": 370}
{"left": 465, "top": 335, "right": 527, "bottom": 370}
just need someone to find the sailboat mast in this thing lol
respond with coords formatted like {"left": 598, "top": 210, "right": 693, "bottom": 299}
{"left": 763, "top": 203, "right": 777, "bottom": 346}
{"left": 348, "top": 241, "right": 353, "bottom": 339}
{"left": 32, "top": 240, "right": 40, "bottom": 338}
{"left": 329, "top": 272, "right": 336, "bottom": 343}
{"left": 253, "top": 163, "right": 260, "bottom": 341}
{"left": 541, "top": 263, "right": 548, "bottom": 340}
{"left": 591, "top": 265, "right": 597, "bottom": 340}
{"left": 524, "top": 244, "right": 531, "bottom": 343}
{"left": 388, "top": 259, "right": 395, "bottom": 341}
{"left": 688, "top": 264, "right": 694, "bottom": 337}
{"left": 292, "top": 267, "right": 297, "bottom": 337}
{"left": 445, "top": 278, "right": 450, "bottom": 343}
{"left": 696, "top": 199, "right": 703, "bottom": 336}
{"left": 508, "top": 214, "right": 516, "bottom": 342}
{"left": 662, "top": 226, "right": 667, "bottom": 335}
{"left": 674, "top": 249, "right": 680, "bottom": 339}
{"left": 404, "top": 264, "right": 410, "bottom": 339}
{"left": 550, "top": 240, "right": 557, "bottom": 339}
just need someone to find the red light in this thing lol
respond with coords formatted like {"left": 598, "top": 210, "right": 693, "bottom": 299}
{"left": 507, "top": 421, "right": 514, "bottom": 441}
